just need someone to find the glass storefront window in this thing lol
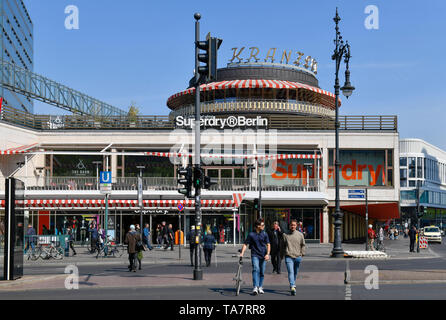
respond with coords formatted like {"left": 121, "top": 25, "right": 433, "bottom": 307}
{"left": 400, "top": 157, "right": 407, "bottom": 167}
{"left": 263, "top": 207, "right": 320, "bottom": 240}
{"left": 417, "top": 157, "right": 423, "bottom": 178}
{"left": 125, "top": 155, "right": 174, "bottom": 177}
{"left": 52, "top": 155, "right": 103, "bottom": 177}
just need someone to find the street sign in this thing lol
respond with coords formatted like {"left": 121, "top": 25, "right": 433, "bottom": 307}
{"left": 348, "top": 189, "right": 365, "bottom": 199}
{"left": 178, "top": 203, "right": 184, "bottom": 212}
{"left": 137, "top": 176, "right": 143, "bottom": 207}
{"left": 100, "top": 171, "right": 112, "bottom": 184}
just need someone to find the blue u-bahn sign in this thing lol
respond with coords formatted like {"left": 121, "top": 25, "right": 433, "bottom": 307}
{"left": 100, "top": 171, "right": 112, "bottom": 184}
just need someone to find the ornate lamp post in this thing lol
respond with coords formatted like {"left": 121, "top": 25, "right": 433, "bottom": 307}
{"left": 331, "top": 8, "right": 355, "bottom": 257}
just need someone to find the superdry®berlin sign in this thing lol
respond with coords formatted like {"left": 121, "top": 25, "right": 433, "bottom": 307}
{"left": 175, "top": 115, "right": 268, "bottom": 129}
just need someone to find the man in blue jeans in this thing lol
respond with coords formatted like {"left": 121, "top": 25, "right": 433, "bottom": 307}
{"left": 240, "top": 218, "right": 270, "bottom": 295}
{"left": 143, "top": 224, "right": 153, "bottom": 250}
{"left": 281, "top": 219, "right": 306, "bottom": 296}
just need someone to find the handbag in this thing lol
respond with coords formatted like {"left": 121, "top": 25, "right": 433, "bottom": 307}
{"left": 136, "top": 239, "right": 145, "bottom": 251}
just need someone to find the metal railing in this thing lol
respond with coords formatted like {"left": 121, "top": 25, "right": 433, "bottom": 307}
{"left": 172, "top": 99, "right": 335, "bottom": 118}
{"left": 17, "top": 176, "right": 323, "bottom": 192}
{"left": 0, "top": 58, "right": 126, "bottom": 117}
{"left": 0, "top": 104, "right": 397, "bottom": 131}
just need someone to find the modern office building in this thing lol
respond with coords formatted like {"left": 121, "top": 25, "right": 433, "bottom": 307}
{"left": 400, "top": 138, "right": 446, "bottom": 229}
{"left": 0, "top": 47, "right": 401, "bottom": 245}
{"left": 0, "top": 0, "right": 33, "bottom": 113}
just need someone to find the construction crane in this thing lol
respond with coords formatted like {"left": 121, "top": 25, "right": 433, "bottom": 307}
{"left": 0, "top": 59, "right": 127, "bottom": 117}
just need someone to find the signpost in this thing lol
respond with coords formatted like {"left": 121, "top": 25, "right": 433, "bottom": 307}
{"left": 348, "top": 189, "right": 369, "bottom": 250}
{"left": 100, "top": 171, "right": 112, "bottom": 237}
{"left": 178, "top": 203, "right": 184, "bottom": 260}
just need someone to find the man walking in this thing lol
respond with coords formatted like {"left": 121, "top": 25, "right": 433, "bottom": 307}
{"left": 166, "top": 224, "right": 175, "bottom": 251}
{"left": 240, "top": 218, "right": 270, "bottom": 295}
{"left": 409, "top": 225, "right": 417, "bottom": 252}
{"left": 281, "top": 219, "right": 306, "bottom": 296}
{"left": 161, "top": 221, "right": 169, "bottom": 248}
{"left": 25, "top": 224, "right": 36, "bottom": 253}
{"left": 66, "top": 227, "right": 77, "bottom": 256}
{"left": 88, "top": 222, "right": 98, "bottom": 253}
{"left": 124, "top": 225, "right": 141, "bottom": 272}
{"left": 186, "top": 225, "right": 196, "bottom": 266}
{"left": 143, "top": 223, "right": 153, "bottom": 251}
{"left": 267, "top": 221, "right": 283, "bottom": 274}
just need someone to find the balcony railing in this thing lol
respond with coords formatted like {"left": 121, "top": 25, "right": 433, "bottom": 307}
{"left": 14, "top": 176, "right": 323, "bottom": 193}
{"left": 172, "top": 99, "right": 335, "bottom": 118}
{"left": 0, "top": 105, "right": 397, "bottom": 131}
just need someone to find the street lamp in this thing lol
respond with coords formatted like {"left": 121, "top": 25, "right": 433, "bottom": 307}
{"left": 136, "top": 165, "right": 145, "bottom": 235}
{"left": 331, "top": 8, "right": 355, "bottom": 258}
{"left": 92, "top": 161, "right": 102, "bottom": 190}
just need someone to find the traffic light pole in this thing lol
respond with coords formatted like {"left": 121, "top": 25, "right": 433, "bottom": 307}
{"left": 417, "top": 183, "right": 420, "bottom": 253}
{"left": 193, "top": 13, "right": 203, "bottom": 280}
{"left": 258, "top": 161, "right": 262, "bottom": 219}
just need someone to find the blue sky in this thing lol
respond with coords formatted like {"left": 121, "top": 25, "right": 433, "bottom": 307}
{"left": 23, "top": 0, "right": 446, "bottom": 149}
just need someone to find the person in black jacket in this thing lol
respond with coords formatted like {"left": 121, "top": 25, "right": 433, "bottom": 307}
{"left": 165, "top": 224, "right": 175, "bottom": 251}
{"left": 409, "top": 225, "right": 417, "bottom": 252}
{"left": 186, "top": 225, "right": 196, "bottom": 266}
{"left": 67, "top": 227, "right": 77, "bottom": 256}
{"left": 267, "top": 221, "right": 283, "bottom": 274}
{"left": 203, "top": 226, "right": 216, "bottom": 267}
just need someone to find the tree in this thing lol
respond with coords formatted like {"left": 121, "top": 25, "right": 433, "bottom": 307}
{"left": 127, "top": 102, "right": 139, "bottom": 123}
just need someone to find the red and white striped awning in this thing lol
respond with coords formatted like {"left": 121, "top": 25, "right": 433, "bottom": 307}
{"left": 145, "top": 152, "right": 321, "bottom": 160}
{"left": 167, "top": 79, "right": 338, "bottom": 108}
{"left": 0, "top": 143, "right": 39, "bottom": 155}
{"left": 0, "top": 197, "right": 245, "bottom": 210}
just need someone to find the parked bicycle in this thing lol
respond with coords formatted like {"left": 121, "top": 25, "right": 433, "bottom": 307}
{"left": 232, "top": 249, "right": 244, "bottom": 296}
{"left": 25, "top": 247, "right": 40, "bottom": 261}
{"left": 35, "top": 241, "right": 64, "bottom": 260}
{"left": 96, "top": 235, "right": 125, "bottom": 258}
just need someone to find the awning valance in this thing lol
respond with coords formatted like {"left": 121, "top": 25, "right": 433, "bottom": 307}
{"left": 0, "top": 143, "right": 39, "bottom": 155}
{"left": 167, "top": 79, "right": 339, "bottom": 108}
{"left": 341, "top": 202, "right": 400, "bottom": 220}
{"left": 0, "top": 193, "right": 247, "bottom": 210}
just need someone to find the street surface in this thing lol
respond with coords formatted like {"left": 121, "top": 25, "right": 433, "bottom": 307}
{"left": 1, "top": 238, "right": 446, "bottom": 300}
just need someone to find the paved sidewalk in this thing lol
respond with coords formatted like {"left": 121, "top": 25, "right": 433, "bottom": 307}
{"left": 17, "top": 236, "right": 438, "bottom": 267}
{"left": 0, "top": 237, "right": 442, "bottom": 292}
{"left": 0, "top": 237, "right": 438, "bottom": 269}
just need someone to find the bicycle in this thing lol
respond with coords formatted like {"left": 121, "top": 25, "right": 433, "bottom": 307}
{"left": 96, "top": 236, "right": 124, "bottom": 258}
{"left": 232, "top": 251, "right": 244, "bottom": 296}
{"left": 37, "top": 241, "right": 64, "bottom": 260}
{"left": 25, "top": 246, "right": 40, "bottom": 261}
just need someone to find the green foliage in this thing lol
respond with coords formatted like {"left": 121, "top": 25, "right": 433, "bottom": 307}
{"left": 127, "top": 102, "right": 139, "bottom": 122}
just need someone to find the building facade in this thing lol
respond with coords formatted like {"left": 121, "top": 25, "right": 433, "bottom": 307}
{"left": 400, "top": 138, "right": 446, "bottom": 230}
{"left": 0, "top": 0, "right": 33, "bottom": 113}
{"left": 0, "top": 53, "right": 400, "bottom": 245}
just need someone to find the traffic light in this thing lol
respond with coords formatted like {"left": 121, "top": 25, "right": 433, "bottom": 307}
{"left": 253, "top": 198, "right": 259, "bottom": 211}
{"left": 177, "top": 166, "right": 193, "bottom": 198}
{"left": 203, "top": 175, "right": 218, "bottom": 190}
{"left": 418, "top": 205, "right": 428, "bottom": 218}
{"left": 193, "top": 167, "right": 204, "bottom": 190}
{"left": 196, "top": 33, "right": 223, "bottom": 83}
